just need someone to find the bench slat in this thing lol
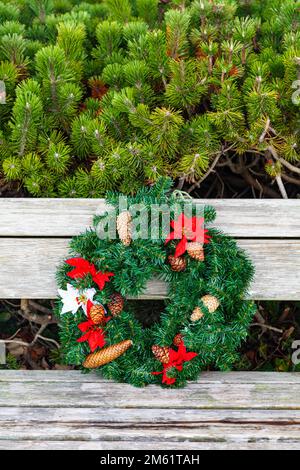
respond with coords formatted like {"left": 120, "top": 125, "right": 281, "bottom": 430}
{"left": 1, "top": 376, "right": 300, "bottom": 409}
{"left": 1, "top": 423, "right": 300, "bottom": 445}
{"left": 1, "top": 370, "right": 299, "bottom": 383}
{"left": 2, "top": 440, "right": 300, "bottom": 450}
{"left": 1, "top": 199, "right": 300, "bottom": 237}
{"left": 1, "top": 406, "right": 299, "bottom": 423}
{"left": 0, "top": 371, "right": 299, "bottom": 450}
{"left": 0, "top": 238, "right": 299, "bottom": 299}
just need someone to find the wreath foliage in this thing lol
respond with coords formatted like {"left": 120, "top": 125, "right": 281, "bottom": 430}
{"left": 56, "top": 179, "right": 256, "bottom": 387}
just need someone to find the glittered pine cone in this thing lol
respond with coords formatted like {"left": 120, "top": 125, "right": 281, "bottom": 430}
{"left": 117, "top": 211, "right": 132, "bottom": 246}
{"left": 83, "top": 340, "right": 133, "bottom": 369}
{"left": 152, "top": 345, "right": 170, "bottom": 364}
{"left": 107, "top": 292, "right": 124, "bottom": 317}
{"left": 190, "top": 295, "right": 220, "bottom": 322}
{"left": 187, "top": 242, "right": 204, "bottom": 261}
{"left": 89, "top": 304, "right": 106, "bottom": 325}
{"left": 168, "top": 255, "right": 186, "bottom": 272}
{"left": 173, "top": 333, "right": 184, "bottom": 347}
{"left": 190, "top": 306, "right": 204, "bottom": 322}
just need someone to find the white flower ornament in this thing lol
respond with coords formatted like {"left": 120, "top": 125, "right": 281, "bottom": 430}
{"left": 58, "top": 283, "right": 96, "bottom": 315}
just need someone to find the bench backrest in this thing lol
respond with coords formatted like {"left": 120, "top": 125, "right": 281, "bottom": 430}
{"left": 0, "top": 199, "right": 299, "bottom": 300}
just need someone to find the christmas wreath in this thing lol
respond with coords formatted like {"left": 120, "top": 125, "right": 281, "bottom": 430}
{"left": 56, "top": 179, "right": 256, "bottom": 387}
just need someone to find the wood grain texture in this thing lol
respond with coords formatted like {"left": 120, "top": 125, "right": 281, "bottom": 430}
{"left": 1, "top": 379, "right": 300, "bottom": 408}
{"left": 2, "top": 441, "right": 300, "bottom": 450}
{"left": 1, "top": 423, "right": 300, "bottom": 444}
{"left": 1, "top": 198, "right": 300, "bottom": 237}
{"left": 1, "top": 406, "right": 300, "bottom": 423}
{"left": 0, "top": 371, "right": 300, "bottom": 450}
{"left": 1, "top": 370, "right": 299, "bottom": 383}
{"left": 0, "top": 238, "right": 299, "bottom": 299}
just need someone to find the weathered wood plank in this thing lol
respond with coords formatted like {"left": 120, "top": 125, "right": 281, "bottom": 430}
{"left": 0, "top": 199, "right": 300, "bottom": 237}
{"left": 1, "top": 380, "right": 300, "bottom": 408}
{"left": 1, "top": 407, "right": 300, "bottom": 424}
{"left": 0, "top": 238, "right": 299, "bottom": 299}
{"left": 0, "top": 370, "right": 300, "bottom": 384}
{"left": 1, "top": 372, "right": 299, "bottom": 450}
{"left": 1, "top": 423, "right": 300, "bottom": 443}
{"left": 2, "top": 440, "right": 300, "bottom": 450}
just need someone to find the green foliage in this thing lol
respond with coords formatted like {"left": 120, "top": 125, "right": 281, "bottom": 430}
{"left": 0, "top": 352, "right": 20, "bottom": 370}
{"left": 0, "top": 0, "right": 299, "bottom": 196}
{"left": 56, "top": 180, "right": 256, "bottom": 387}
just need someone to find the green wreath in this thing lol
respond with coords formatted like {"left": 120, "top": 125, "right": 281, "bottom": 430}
{"left": 56, "top": 179, "right": 256, "bottom": 387}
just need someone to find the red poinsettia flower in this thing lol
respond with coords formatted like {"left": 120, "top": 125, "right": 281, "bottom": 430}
{"left": 152, "top": 342, "right": 198, "bottom": 385}
{"left": 66, "top": 257, "right": 114, "bottom": 290}
{"left": 77, "top": 300, "right": 111, "bottom": 352}
{"left": 77, "top": 321, "right": 106, "bottom": 352}
{"left": 165, "top": 214, "right": 210, "bottom": 258}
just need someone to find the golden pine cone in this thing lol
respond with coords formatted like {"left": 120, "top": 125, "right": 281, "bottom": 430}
{"left": 107, "top": 293, "right": 124, "bottom": 317}
{"left": 190, "top": 306, "right": 204, "bottom": 322}
{"left": 152, "top": 345, "right": 170, "bottom": 364}
{"left": 117, "top": 211, "right": 132, "bottom": 246}
{"left": 190, "top": 295, "right": 220, "bottom": 322}
{"left": 83, "top": 339, "right": 133, "bottom": 369}
{"left": 187, "top": 242, "right": 204, "bottom": 261}
{"left": 173, "top": 333, "right": 184, "bottom": 347}
{"left": 89, "top": 304, "right": 106, "bottom": 325}
{"left": 202, "top": 294, "right": 220, "bottom": 313}
{"left": 168, "top": 255, "right": 186, "bottom": 272}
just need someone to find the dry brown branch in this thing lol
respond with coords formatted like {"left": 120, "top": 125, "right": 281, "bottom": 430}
{"left": 28, "top": 300, "right": 53, "bottom": 316}
{"left": 259, "top": 117, "right": 271, "bottom": 143}
{"left": 281, "top": 174, "right": 300, "bottom": 186}
{"left": 1, "top": 323, "right": 59, "bottom": 350}
{"left": 187, "top": 144, "right": 236, "bottom": 193}
{"left": 251, "top": 323, "right": 284, "bottom": 334}
{"left": 19, "top": 299, "right": 57, "bottom": 325}
{"left": 275, "top": 175, "right": 288, "bottom": 199}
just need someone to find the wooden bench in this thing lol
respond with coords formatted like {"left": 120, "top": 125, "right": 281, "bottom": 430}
{"left": 0, "top": 198, "right": 300, "bottom": 450}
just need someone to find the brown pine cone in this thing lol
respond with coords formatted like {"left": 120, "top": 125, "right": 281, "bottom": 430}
{"left": 107, "top": 293, "right": 124, "bottom": 316}
{"left": 168, "top": 255, "right": 186, "bottom": 272}
{"left": 89, "top": 304, "right": 106, "bottom": 325}
{"left": 187, "top": 242, "right": 204, "bottom": 261}
{"left": 190, "top": 295, "right": 220, "bottom": 322}
{"left": 117, "top": 211, "right": 132, "bottom": 246}
{"left": 83, "top": 340, "right": 133, "bottom": 369}
{"left": 173, "top": 333, "right": 184, "bottom": 347}
{"left": 152, "top": 345, "right": 170, "bottom": 364}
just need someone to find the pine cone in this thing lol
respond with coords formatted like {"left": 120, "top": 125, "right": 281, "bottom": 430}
{"left": 173, "top": 333, "right": 183, "bottom": 347}
{"left": 202, "top": 294, "right": 220, "bottom": 313}
{"left": 107, "top": 293, "right": 124, "bottom": 317}
{"left": 83, "top": 339, "right": 133, "bottom": 369}
{"left": 90, "top": 304, "right": 106, "bottom": 325}
{"left": 117, "top": 211, "right": 132, "bottom": 246}
{"left": 187, "top": 242, "right": 204, "bottom": 261}
{"left": 190, "top": 306, "right": 204, "bottom": 322}
{"left": 168, "top": 255, "right": 186, "bottom": 272}
{"left": 152, "top": 345, "right": 170, "bottom": 364}
{"left": 190, "top": 295, "right": 220, "bottom": 322}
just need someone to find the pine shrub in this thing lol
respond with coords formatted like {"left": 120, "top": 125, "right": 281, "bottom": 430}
{"left": 0, "top": 0, "right": 299, "bottom": 197}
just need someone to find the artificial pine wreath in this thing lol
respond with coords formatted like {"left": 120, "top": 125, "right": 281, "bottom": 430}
{"left": 56, "top": 179, "right": 256, "bottom": 387}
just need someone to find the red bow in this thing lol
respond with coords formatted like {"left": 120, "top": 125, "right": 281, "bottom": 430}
{"left": 165, "top": 214, "right": 210, "bottom": 258}
{"left": 77, "top": 300, "right": 111, "bottom": 352}
{"left": 152, "top": 342, "right": 198, "bottom": 385}
{"left": 66, "top": 257, "right": 114, "bottom": 290}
